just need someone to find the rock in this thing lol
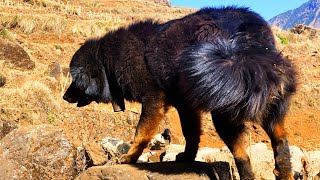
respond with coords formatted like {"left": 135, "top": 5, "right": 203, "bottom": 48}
{"left": 76, "top": 162, "right": 233, "bottom": 180}
{"left": 246, "top": 143, "right": 275, "bottom": 180}
{"left": 161, "top": 144, "right": 185, "bottom": 161}
{"left": 195, "top": 147, "right": 227, "bottom": 162}
{"left": 83, "top": 142, "right": 108, "bottom": 166}
{"left": 162, "top": 152, "right": 178, "bottom": 162}
{"left": 62, "top": 67, "right": 70, "bottom": 77}
{"left": 290, "top": 24, "right": 320, "bottom": 39}
{"left": 101, "top": 137, "right": 130, "bottom": 157}
{"left": 303, "top": 151, "right": 320, "bottom": 179}
{"left": 0, "top": 120, "right": 17, "bottom": 139}
{"left": 48, "top": 62, "right": 61, "bottom": 80}
{"left": 161, "top": 143, "right": 320, "bottom": 179}
{"left": 153, "top": 0, "right": 171, "bottom": 6}
{"left": 246, "top": 143, "right": 274, "bottom": 163}
{"left": 0, "top": 157, "right": 25, "bottom": 179}
{"left": 0, "top": 125, "right": 75, "bottom": 179}
{"left": 164, "top": 144, "right": 185, "bottom": 154}
{"left": 149, "top": 134, "right": 166, "bottom": 150}
{"left": 137, "top": 151, "right": 156, "bottom": 163}
{"left": 0, "top": 75, "right": 5, "bottom": 87}
{"left": 289, "top": 146, "right": 305, "bottom": 175}
{"left": 0, "top": 38, "right": 35, "bottom": 71}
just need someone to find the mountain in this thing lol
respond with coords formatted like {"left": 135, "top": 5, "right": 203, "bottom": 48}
{"left": 269, "top": 0, "right": 320, "bottom": 29}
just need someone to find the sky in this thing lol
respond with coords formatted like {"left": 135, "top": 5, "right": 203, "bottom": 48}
{"left": 171, "top": 0, "right": 310, "bottom": 20}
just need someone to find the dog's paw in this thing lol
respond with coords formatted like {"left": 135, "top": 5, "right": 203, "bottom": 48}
{"left": 175, "top": 152, "right": 195, "bottom": 162}
{"left": 119, "top": 154, "right": 137, "bottom": 164}
{"left": 274, "top": 169, "right": 295, "bottom": 180}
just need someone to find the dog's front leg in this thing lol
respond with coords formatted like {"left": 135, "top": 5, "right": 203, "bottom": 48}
{"left": 120, "top": 94, "right": 165, "bottom": 163}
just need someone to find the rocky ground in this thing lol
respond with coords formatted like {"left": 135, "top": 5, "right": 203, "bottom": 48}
{"left": 1, "top": 125, "right": 319, "bottom": 179}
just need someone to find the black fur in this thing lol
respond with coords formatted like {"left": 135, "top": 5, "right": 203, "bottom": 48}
{"left": 63, "top": 7, "right": 297, "bottom": 179}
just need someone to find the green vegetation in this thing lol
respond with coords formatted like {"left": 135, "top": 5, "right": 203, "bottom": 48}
{"left": 277, "top": 34, "right": 289, "bottom": 44}
{"left": 48, "top": 112, "right": 56, "bottom": 124}
{"left": 0, "top": 28, "right": 16, "bottom": 42}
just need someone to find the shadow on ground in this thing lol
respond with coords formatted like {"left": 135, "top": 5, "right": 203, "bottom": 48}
{"left": 77, "top": 161, "right": 234, "bottom": 180}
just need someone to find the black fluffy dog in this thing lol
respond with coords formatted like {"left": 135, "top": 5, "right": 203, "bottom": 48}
{"left": 63, "top": 7, "right": 297, "bottom": 180}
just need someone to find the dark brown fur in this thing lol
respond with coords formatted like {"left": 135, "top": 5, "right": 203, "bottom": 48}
{"left": 63, "top": 7, "right": 297, "bottom": 180}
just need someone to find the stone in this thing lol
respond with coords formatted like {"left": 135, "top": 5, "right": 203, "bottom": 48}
{"left": 76, "top": 162, "right": 233, "bottom": 180}
{"left": 149, "top": 133, "right": 166, "bottom": 150}
{"left": 289, "top": 146, "right": 305, "bottom": 174}
{"left": 303, "top": 151, "right": 320, "bottom": 179}
{"left": 48, "top": 62, "right": 61, "bottom": 80}
{"left": 137, "top": 151, "right": 156, "bottom": 163}
{"left": 0, "top": 120, "right": 17, "bottom": 139}
{"left": 101, "top": 137, "right": 130, "bottom": 157}
{"left": 0, "top": 125, "right": 75, "bottom": 179}
{"left": 83, "top": 142, "right": 108, "bottom": 166}
{"left": 0, "top": 38, "right": 35, "bottom": 71}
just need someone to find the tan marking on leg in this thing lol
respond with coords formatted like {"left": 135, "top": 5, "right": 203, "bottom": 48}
{"left": 120, "top": 97, "right": 165, "bottom": 163}
{"left": 273, "top": 122, "right": 287, "bottom": 141}
{"left": 232, "top": 137, "right": 250, "bottom": 161}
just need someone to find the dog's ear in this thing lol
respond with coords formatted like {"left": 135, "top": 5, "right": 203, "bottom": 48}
{"left": 84, "top": 67, "right": 112, "bottom": 103}
{"left": 70, "top": 67, "right": 91, "bottom": 91}
{"left": 71, "top": 66, "right": 112, "bottom": 103}
{"left": 83, "top": 68, "right": 100, "bottom": 96}
{"left": 100, "top": 68, "right": 112, "bottom": 102}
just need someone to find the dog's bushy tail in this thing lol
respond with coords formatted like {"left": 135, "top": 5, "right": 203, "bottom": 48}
{"left": 179, "top": 37, "right": 296, "bottom": 120}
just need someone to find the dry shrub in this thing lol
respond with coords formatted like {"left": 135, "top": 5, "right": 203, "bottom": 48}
{"left": 0, "top": 13, "right": 67, "bottom": 34}
{"left": 41, "top": 16, "right": 67, "bottom": 34}
{"left": 71, "top": 22, "right": 106, "bottom": 37}
{"left": 0, "top": 81, "right": 60, "bottom": 125}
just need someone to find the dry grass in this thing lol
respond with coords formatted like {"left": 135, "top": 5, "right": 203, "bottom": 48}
{"left": 0, "top": 13, "right": 67, "bottom": 34}
{"left": 272, "top": 26, "right": 320, "bottom": 111}
{"left": 0, "top": 0, "right": 194, "bottom": 36}
{"left": 0, "top": 12, "right": 127, "bottom": 37}
{"left": 0, "top": 80, "right": 60, "bottom": 125}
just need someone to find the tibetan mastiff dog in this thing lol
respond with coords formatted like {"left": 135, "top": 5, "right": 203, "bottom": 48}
{"left": 63, "top": 7, "right": 297, "bottom": 180}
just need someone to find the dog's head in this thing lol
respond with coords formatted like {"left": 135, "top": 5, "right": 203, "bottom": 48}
{"left": 63, "top": 39, "right": 112, "bottom": 107}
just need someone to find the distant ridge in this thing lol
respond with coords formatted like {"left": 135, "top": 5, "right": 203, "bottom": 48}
{"left": 269, "top": 0, "right": 320, "bottom": 30}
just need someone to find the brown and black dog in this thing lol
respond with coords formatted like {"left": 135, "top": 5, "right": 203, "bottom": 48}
{"left": 63, "top": 7, "right": 297, "bottom": 180}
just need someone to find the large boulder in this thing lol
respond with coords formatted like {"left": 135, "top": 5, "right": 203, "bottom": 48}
{"left": 0, "top": 38, "right": 35, "bottom": 71}
{"left": 161, "top": 143, "right": 315, "bottom": 179}
{"left": 0, "top": 125, "right": 75, "bottom": 179}
{"left": 76, "top": 162, "right": 233, "bottom": 180}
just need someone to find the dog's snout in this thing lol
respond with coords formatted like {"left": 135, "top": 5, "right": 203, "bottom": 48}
{"left": 63, "top": 93, "right": 69, "bottom": 102}
{"left": 63, "top": 93, "right": 75, "bottom": 103}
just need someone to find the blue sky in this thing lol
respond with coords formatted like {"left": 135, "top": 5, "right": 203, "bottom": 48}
{"left": 171, "top": 0, "right": 309, "bottom": 20}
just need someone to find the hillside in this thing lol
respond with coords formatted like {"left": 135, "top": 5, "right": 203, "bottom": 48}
{"left": 269, "top": 0, "right": 320, "bottom": 29}
{"left": 0, "top": 0, "right": 320, "bottom": 179}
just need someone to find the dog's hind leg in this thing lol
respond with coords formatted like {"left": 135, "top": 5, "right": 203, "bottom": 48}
{"left": 261, "top": 100, "right": 293, "bottom": 180}
{"left": 175, "top": 104, "right": 201, "bottom": 162}
{"left": 211, "top": 113, "right": 255, "bottom": 180}
{"left": 120, "top": 93, "right": 166, "bottom": 164}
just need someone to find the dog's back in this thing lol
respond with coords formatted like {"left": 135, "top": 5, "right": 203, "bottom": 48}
{"left": 144, "top": 7, "right": 296, "bottom": 179}
{"left": 146, "top": 7, "right": 296, "bottom": 121}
